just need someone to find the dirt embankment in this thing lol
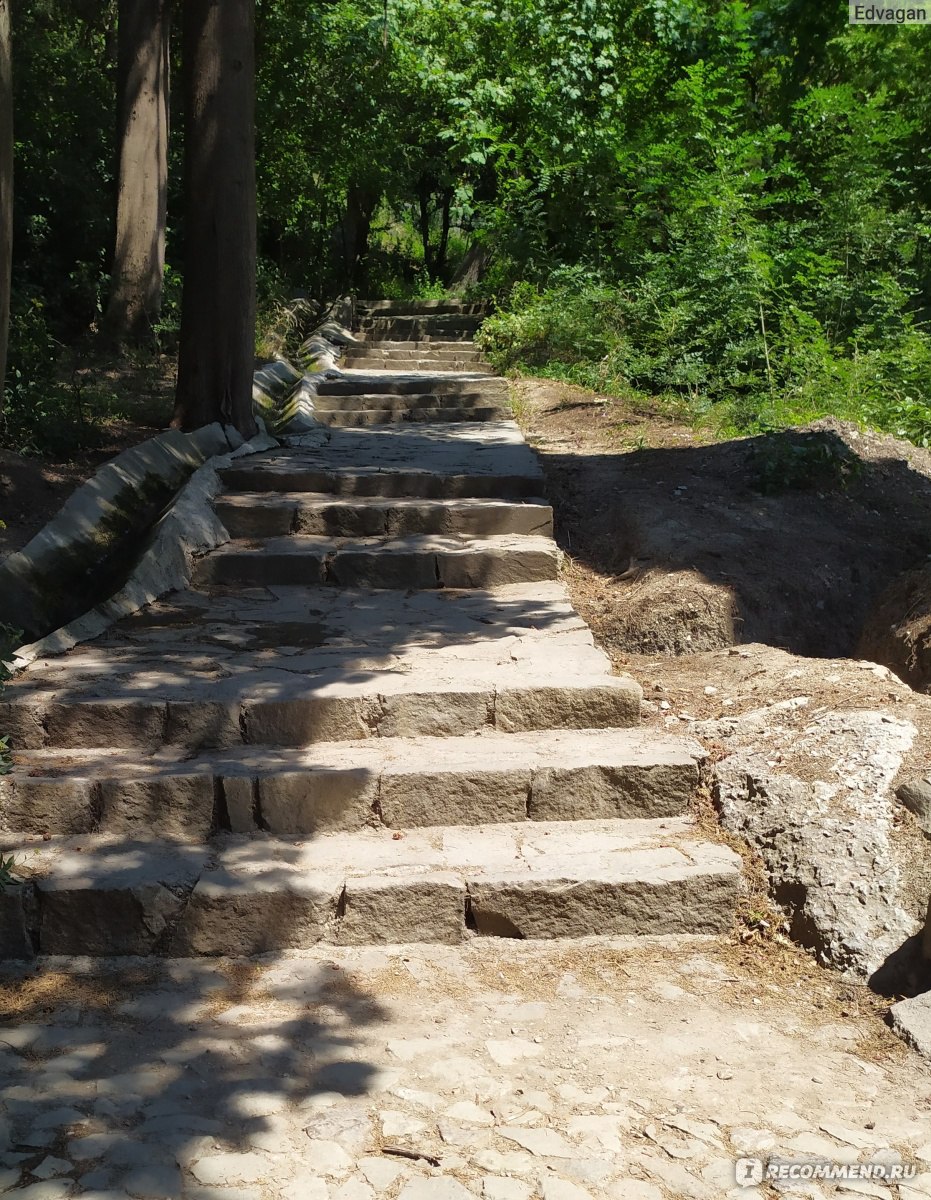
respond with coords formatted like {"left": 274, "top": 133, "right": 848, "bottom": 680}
{"left": 515, "top": 377, "right": 931, "bottom": 989}
{"left": 0, "top": 360, "right": 175, "bottom": 559}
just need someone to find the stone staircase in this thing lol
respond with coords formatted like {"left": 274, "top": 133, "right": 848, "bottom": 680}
{"left": 0, "top": 299, "right": 740, "bottom": 958}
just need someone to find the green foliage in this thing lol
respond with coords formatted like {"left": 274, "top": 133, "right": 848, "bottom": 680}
{"left": 477, "top": 4, "right": 931, "bottom": 446}
{"left": 747, "top": 431, "right": 862, "bottom": 495}
{"left": 0, "top": 854, "right": 19, "bottom": 891}
{"left": 7, "top": 0, "right": 931, "bottom": 453}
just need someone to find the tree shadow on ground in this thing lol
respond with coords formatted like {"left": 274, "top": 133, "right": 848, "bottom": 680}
{"left": 0, "top": 949, "right": 390, "bottom": 1194}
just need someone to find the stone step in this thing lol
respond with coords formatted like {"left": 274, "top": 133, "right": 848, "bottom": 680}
{"left": 3, "top": 729, "right": 702, "bottom": 839}
{"left": 315, "top": 407, "right": 508, "bottom": 428}
{"left": 343, "top": 347, "right": 485, "bottom": 361}
{"left": 317, "top": 374, "right": 507, "bottom": 397}
{"left": 352, "top": 339, "right": 480, "bottom": 350}
{"left": 356, "top": 299, "right": 488, "bottom": 317}
{"left": 215, "top": 493, "right": 553, "bottom": 538}
{"left": 360, "top": 319, "right": 483, "bottom": 341}
{"left": 1, "top": 818, "right": 740, "bottom": 955}
{"left": 345, "top": 350, "right": 487, "bottom": 362}
{"left": 2, "top": 582, "right": 643, "bottom": 750}
{"left": 311, "top": 392, "right": 504, "bottom": 412}
{"left": 344, "top": 359, "right": 494, "bottom": 374}
{"left": 219, "top": 426, "right": 543, "bottom": 498}
{"left": 192, "top": 533, "right": 561, "bottom": 589}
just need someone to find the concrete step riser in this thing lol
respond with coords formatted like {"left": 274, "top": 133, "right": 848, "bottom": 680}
{"left": 360, "top": 314, "right": 483, "bottom": 326}
{"left": 343, "top": 350, "right": 485, "bottom": 361}
{"left": 315, "top": 408, "right": 508, "bottom": 427}
{"left": 1, "top": 760, "right": 697, "bottom": 841}
{"left": 356, "top": 301, "right": 488, "bottom": 317}
{"left": 317, "top": 378, "right": 506, "bottom": 397}
{"left": 352, "top": 343, "right": 484, "bottom": 350}
{"left": 344, "top": 343, "right": 483, "bottom": 354}
{"left": 362, "top": 326, "right": 481, "bottom": 341}
{"left": 192, "top": 545, "right": 560, "bottom": 590}
{"left": 345, "top": 360, "right": 493, "bottom": 373}
{"left": 216, "top": 498, "right": 553, "bottom": 539}
{"left": 4, "top": 870, "right": 739, "bottom": 956}
{"left": 219, "top": 467, "right": 542, "bottom": 499}
{"left": 2, "top": 680, "right": 641, "bottom": 753}
{"left": 1, "top": 824, "right": 739, "bottom": 955}
{"left": 312, "top": 392, "right": 503, "bottom": 410}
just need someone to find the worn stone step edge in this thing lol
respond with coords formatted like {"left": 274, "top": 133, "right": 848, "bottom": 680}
{"left": 316, "top": 408, "right": 508, "bottom": 428}
{"left": 344, "top": 349, "right": 490, "bottom": 358}
{"left": 193, "top": 533, "right": 561, "bottom": 589}
{"left": 218, "top": 465, "right": 542, "bottom": 498}
{"left": 351, "top": 340, "right": 481, "bottom": 350}
{"left": 344, "top": 361, "right": 495, "bottom": 374}
{"left": 3, "top": 728, "right": 699, "bottom": 839}
{"left": 312, "top": 392, "right": 505, "bottom": 410}
{"left": 3, "top": 673, "right": 642, "bottom": 753}
{"left": 214, "top": 494, "right": 553, "bottom": 538}
{"left": 317, "top": 376, "right": 506, "bottom": 396}
{"left": 356, "top": 300, "right": 488, "bottom": 315}
{"left": 0, "top": 819, "right": 741, "bottom": 956}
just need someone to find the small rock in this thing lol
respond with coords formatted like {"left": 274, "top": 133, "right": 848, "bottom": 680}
{"left": 498, "top": 1128, "right": 578, "bottom": 1159}
{"left": 189, "top": 1153, "right": 271, "bottom": 1186}
{"left": 889, "top": 992, "right": 931, "bottom": 1058}
{"left": 446, "top": 1101, "right": 494, "bottom": 1126}
{"left": 539, "top": 1178, "right": 595, "bottom": 1200}
{"left": 302, "top": 1140, "right": 355, "bottom": 1178}
{"left": 482, "top": 1179, "right": 533, "bottom": 1200}
{"left": 485, "top": 1039, "right": 542, "bottom": 1067}
{"left": 358, "top": 1156, "right": 405, "bottom": 1189}
{"left": 31, "top": 1158, "right": 72, "bottom": 1181}
{"left": 279, "top": 1174, "right": 329, "bottom": 1200}
{"left": 397, "top": 1180, "right": 475, "bottom": 1200}
{"left": 330, "top": 1181, "right": 375, "bottom": 1200}
{"left": 121, "top": 1163, "right": 184, "bottom": 1198}
{"left": 380, "top": 1112, "right": 427, "bottom": 1138}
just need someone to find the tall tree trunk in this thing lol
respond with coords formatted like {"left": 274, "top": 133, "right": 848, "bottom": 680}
{"left": 104, "top": 0, "right": 171, "bottom": 344}
{"left": 342, "top": 181, "right": 378, "bottom": 288}
{"left": 0, "top": 0, "right": 11, "bottom": 412}
{"left": 417, "top": 183, "right": 433, "bottom": 278}
{"left": 436, "top": 187, "right": 453, "bottom": 281}
{"left": 173, "top": 0, "right": 257, "bottom": 437}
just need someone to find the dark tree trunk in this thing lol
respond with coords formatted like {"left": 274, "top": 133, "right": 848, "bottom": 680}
{"left": 104, "top": 0, "right": 171, "bottom": 343}
{"left": 436, "top": 187, "right": 453, "bottom": 280}
{"left": 173, "top": 0, "right": 257, "bottom": 436}
{"left": 342, "top": 181, "right": 378, "bottom": 287}
{"left": 418, "top": 182, "right": 433, "bottom": 278}
{"left": 0, "top": 0, "right": 11, "bottom": 411}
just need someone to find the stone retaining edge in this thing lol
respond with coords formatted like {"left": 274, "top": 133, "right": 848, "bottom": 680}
{"left": 6, "top": 420, "right": 279, "bottom": 670}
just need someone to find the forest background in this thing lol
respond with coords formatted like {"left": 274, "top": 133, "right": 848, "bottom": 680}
{"left": 5, "top": 0, "right": 931, "bottom": 454}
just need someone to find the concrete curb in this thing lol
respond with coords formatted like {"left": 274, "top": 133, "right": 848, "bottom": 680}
{"left": 252, "top": 298, "right": 361, "bottom": 437}
{"left": 10, "top": 423, "right": 278, "bottom": 668}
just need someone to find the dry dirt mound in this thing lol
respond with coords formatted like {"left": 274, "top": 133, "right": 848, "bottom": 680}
{"left": 516, "top": 379, "right": 931, "bottom": 987}
{"left": 516, "top": 379, "right": 931, "bottom": 661}
{"left": 860, "top": 565, "right": 931, "bottom": 693}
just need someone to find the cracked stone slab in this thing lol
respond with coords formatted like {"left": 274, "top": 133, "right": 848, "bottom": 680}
{"left": 220, "top": 423, "right": 542, "bottom": 497}
{"left": 316, "top": 407, "right": 510, "bottom": 428}
{"left": 194, "top": 534, "right": 560, "bottom": 590}
{"left": 3, "top": 820, "right": 739, "bottom": 953}
{"left": 2, "top": 582, "right": 642, "bottom": 749}
{"left": 6, "top": 839, "right": 209, "bottom": 956}
{"left": 5, "top": 729, "right": 699, "bottom": 837}
{"left": 313, "top": 391, "right": 500, "bottom": 411}
{"left": 215, "top": 495, "right": 552, "bottom": 540}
